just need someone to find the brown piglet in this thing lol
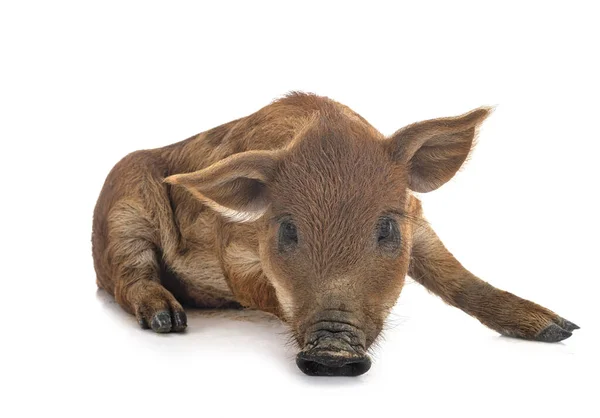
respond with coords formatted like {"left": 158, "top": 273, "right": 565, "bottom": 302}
{"left": 92, "top": 92, "right": 578, "bottom": 376}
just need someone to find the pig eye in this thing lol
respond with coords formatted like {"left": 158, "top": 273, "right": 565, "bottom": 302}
{"left": 377, "top": 216, "right": 400, "bottom": 250}
{"left": 278, "top": 219, "right": 298, "bottom": 251}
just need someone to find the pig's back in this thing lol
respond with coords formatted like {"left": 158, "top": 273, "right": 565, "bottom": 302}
{"left": 159, "top": 93, "right": 372, "bottom": 174}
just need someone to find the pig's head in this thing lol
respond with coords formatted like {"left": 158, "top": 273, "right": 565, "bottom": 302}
{"left": 167, "top": 103, "right": 490, "bottom": 376}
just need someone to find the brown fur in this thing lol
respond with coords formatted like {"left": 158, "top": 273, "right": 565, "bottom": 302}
{"left": 93, "top": 92, "right": 577, "bottom": 363}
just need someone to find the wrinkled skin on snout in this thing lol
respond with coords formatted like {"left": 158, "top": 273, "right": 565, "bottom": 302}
{"left": 94, "top": 93, "right": 578, "bottom": 377}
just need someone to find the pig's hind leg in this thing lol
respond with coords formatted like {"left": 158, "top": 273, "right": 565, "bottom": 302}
{"left": 408, "top": 221, "right": 579, "bottom": 342}
{"left": 105, "top": 200, "right": 187, "bottom": 333}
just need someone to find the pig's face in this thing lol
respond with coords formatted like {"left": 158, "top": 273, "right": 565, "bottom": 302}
{"left": 167, "top": 104, "right": 490, "bottom": 376}
{"left": 258, "top": 119, "right": 416, "bottom": 376}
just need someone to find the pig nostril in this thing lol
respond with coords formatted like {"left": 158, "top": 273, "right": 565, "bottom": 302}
{"left": 296, "top": 352, "right": 371, "bottom": 377}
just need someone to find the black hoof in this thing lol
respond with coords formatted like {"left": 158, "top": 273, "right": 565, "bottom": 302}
{"left": 172, "top": 310, "right": 187, "bottom": 332}
{"left": 138, "top": 317, "right": 150, "bottom": 329}
{"left": 151, "top": 311, "right": 173, "bottom": 333}
{"left": 535, "top": 323, "right": 572, "bottom": 342}
{"left": 556, "top": 317, "right": 580, "bottom": 332}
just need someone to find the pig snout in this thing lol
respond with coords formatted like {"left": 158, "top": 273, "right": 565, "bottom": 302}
{"left": 296, "top": 345, "right": 371, "bottom": 377}
{"left": 295, "top": 317, "right": 371, "bottom": 377}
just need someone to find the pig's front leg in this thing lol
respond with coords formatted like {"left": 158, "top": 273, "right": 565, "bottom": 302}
{"left": 408, "top": 221, "right": 578, "bottom": 342}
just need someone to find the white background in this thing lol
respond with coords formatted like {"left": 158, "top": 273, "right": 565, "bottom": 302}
{"left": 1, "top": 1, "right": 598, "bottom": 417}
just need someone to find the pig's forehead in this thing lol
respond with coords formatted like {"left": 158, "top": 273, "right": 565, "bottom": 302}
{"left": 271, "top": 157, "right": 407, "bottom": 219}
{"left": 270, "top": 115, "right": 408, "bottom": 215}
{"left": 277, "top": 129, "right": 405, "bottom": 185}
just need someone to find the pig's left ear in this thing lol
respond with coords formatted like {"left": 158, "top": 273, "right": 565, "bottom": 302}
{"left": 386, "top": 107, "right": 492, "bottom": 193}
{"left": 164, "top": 150, "right": 279, "bottom": 222}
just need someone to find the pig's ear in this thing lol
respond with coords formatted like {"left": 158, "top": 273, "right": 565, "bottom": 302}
{"left": 164, "top": 150, "right": 279, "bottom": 222}
{"left": 386, "top": 107, "right": 492, "bottom": 193}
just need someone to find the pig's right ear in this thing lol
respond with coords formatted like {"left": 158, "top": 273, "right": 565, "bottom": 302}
{"left": 164, "top": 150, "right": 279, "bottom": 223}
